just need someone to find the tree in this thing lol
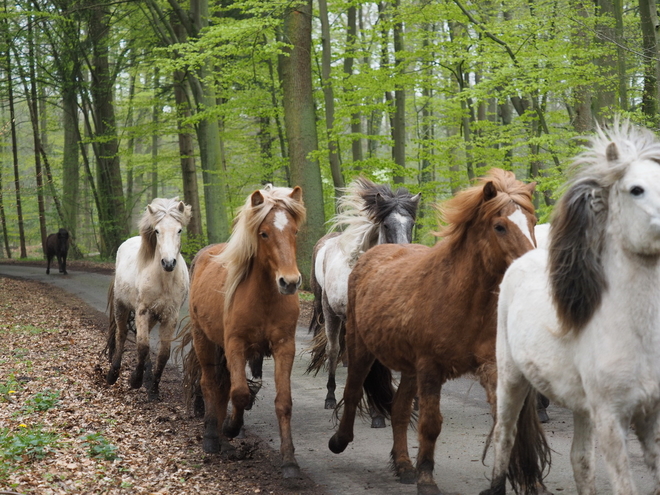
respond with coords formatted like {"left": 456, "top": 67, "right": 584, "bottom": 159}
{"left": 279, "top": 0, "right": 325, "bottom": 284}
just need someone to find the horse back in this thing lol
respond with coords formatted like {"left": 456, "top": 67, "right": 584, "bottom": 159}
{"left": 347, "top": 241, "right": 497, "bottom": 376}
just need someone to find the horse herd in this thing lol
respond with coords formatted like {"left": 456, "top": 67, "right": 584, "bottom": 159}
{"left": 97, "top": 120, "right": 660, "bottom": 495}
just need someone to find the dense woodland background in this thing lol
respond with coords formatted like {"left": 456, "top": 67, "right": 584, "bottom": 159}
{"left": 1, "top": 0, "right": 659, "bottom": 280}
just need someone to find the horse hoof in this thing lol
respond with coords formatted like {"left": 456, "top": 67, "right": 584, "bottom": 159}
{"left": 220, "top": 439, "right": 238, "bottom": 459}
{"left": 328, "top": 434, "right": 348, "bottom": 454}
{"left": 325, "top": 399, "right": 337, "bottom": 409}
{"left": 235, "top": 426, "right": 246, "bottom": 439}
{"left": 399, "top": 469, "right": 416, "bottom": 484}
{"left": 106, "top": 368, "right": 119, "bottom": 385}
{"left": 417, "top": 482, "right": 442, "bottom": 495}
{"left": 202, "top": 435, "right": 220, "bottom": 454}
{"left": 146, "top": 389, "right": 160, "bottom": 402}
{"left": 282, "top": 463, "right": 301, "bottom": 479}
{"left": 371, "top": 416, "right": 386, "bottom": 428}
{"left": 222, "top": 419, "right": 243, "bottom": 439}
{"left": 537, "top": 407, "right": 550, "bottom": 423}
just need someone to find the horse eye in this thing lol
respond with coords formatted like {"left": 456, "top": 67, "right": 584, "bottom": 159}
{"left": 494, "top": 224, "right": 506, "bottom": 234}
{"left": 631, "top": 186, "right": 645, "bottom": 196}
{"left": 155, "top": 229, "right": 160, "bottom": 235}
{"left": 260, "top": 232, "right": 268, "bottom": 239}
{"left": 178, "top": 228, "right": 182, "bottom": 234}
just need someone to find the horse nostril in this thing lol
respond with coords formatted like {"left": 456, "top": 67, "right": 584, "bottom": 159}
{"left": 172, "top": 259, "right": 176, "bottom": 267}
{"left": 296, "top": 275, "right": 302, "bottom": 288}
{"left": 278, "top": 277, "right": 287, "bottom": 288}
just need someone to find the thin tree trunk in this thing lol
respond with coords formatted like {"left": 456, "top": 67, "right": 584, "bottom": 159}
{"left": 613, "top": 0, "right": 628, "bottom": 109}
{"left": 318, "top": 0, "right": 344, "bottom": 195}
{"left": 0, "top": 105, "right": 10, "bottom": 257}
{"left": 391, "top": 0, "right": 406, "bottom": 184}
{"left": 151, "top": 67, "right": 160, "bottom": 199}
{"left": 343, "top": 5, "right": 363, "bottom": 164}
{"left": 3, "top": 3, "right": 26, "bottom": 258}
{"left": 639, "top": 0, "right": 659, "bottom": 124}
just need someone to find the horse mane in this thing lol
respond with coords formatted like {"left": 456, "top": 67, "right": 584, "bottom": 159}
{"left": 215, "top": 184, "right": 306, "bottom": 310}
{"left": 436, "top": 168, "right": 535, "bottom": 242}
{"left": 549, "top": 118, "right": 660, "bottom": 334}
{"left": 137, "top": 197, "right": 192, "bottom": 270}
{"left": 331, "top": 177, "right": 418, "bottom": 265}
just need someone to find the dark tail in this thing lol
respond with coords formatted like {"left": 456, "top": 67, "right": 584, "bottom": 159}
{"left": 308, "top": 257, "right": 324, "bottom": 336}
{"left": 362, "top": 359, "right": 395, "bottom": 420}
{"left": 104, "top": 279, "right": 116, "bottom": 362}
{"left": 485, "top": 389, "right": 551, "bottom": 494}
{"left": 305, "top": 324, "right": 346, "bottom": 376}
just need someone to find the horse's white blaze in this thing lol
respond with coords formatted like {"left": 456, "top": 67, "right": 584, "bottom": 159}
{"left": 508, "top": 207, "right": 534, "bottom": 246}
{"left": 393, "top": 212, "right": 410, "bottom": 228}
{"left": 274, "top": 210, "right": 289, "bottom": 231}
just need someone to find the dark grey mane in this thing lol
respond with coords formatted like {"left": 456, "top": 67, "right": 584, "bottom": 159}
{"left": 356, "top": 177, "right": 419, "bottom": 222}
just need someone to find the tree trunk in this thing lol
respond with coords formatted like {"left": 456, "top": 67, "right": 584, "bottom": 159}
{"left": 613, "top": 0, "right": 628, "bottom": 109}
{"left": 318, "top": 0, "right": 344, "bottom": 195}
{"left": 639, "top": 0, "right": 659, "bottom": 124}
{"left": 0, "top": 105, "right": 10, "bottom": 258}
{"left": 189, "top": 0, "right": 229, "bottom": 243}
{"left": 279, "top": 0, "right": 325, "bottom": 287}
{"left": 88, "top": 2, "right": 128, "bottom": 258}
{"left": 391, "top": 0, "right": 406, "bottom": 184}
{"left": 343, "top": 5, "right": 363, "bottom": 164}
{"left": 151, "top": 67, "right": 160, "bottom": 199}
{"left": 3, "top": 3, "right": 26, "bottom": 258}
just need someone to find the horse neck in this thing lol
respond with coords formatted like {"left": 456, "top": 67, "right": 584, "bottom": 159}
{"left": 604, "top": 240, "right": 660, "bottom": 300}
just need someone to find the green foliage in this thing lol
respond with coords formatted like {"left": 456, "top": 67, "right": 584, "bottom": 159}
{"left": 22, "top": 389, "right": 60, "bottom": 414}
{"left": 0, "top": 425, "right": 59, "bottom": 477}
{"left": 181, "top": 233, "right": 208, "bottom": 265}
{"left": 0, "top": 377, "right": 21, "bottom": 402}
{"left": 79, "top": 432, "right": 118, "bottom": 461}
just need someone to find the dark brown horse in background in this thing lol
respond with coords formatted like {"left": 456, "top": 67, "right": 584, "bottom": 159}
{"left": 183, "top": 185, "right": 306, "bottom": 479}
{"left": 329, "top": 169, "right": 537, "bottom": 495}
{"left": 46, "top": 228, "right": 69, "bottom": 275}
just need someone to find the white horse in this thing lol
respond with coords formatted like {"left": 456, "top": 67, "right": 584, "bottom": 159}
{"left": 106, "top": 197, "right": 192, "bottom": 400}
{"left": 481, "top": 120, "right": 660, "bottom": 494}
{"left": 307, "top": 177, "right": 420, "bottom": 424}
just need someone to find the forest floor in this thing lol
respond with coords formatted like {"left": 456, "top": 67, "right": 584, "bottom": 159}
{"left": 0, "top": 261, "right": 322, "bottom": 495}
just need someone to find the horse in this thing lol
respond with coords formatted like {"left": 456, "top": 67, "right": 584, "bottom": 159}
{"left": 480, "top": 120, "right": 660, "bottom": 495}
{"left": 328, "top": 168, "right": 537, "bottom": 495}
{"left": 182, "top": 185, "right": 306, "bottom": 479}
{"left": 46, "top": 228, "right": 69, "bottom": 275}
{"left": 106, "top": 197, "right": 192, "bottom": 401}
{"left": 307, "top": 177, "right": 420, "bottom": 425}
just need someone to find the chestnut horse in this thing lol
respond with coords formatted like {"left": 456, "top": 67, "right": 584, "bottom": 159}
{"left": 329, "top": 169, "right": 537, "bottom": 495}
{"left": 183, "top": 185, "right": 305, "bottom": 479}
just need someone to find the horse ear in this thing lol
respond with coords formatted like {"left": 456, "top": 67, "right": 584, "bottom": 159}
{"left": 483, "top": 181, "right": 497, "bottom": 202}
{"left": 606, "top": 142, "right": 619, "bottom": 162}
{"left": 411, "top": 192, "right": 421, "bottom": 206}
{"left": 251, "top": 190, "right": 265, "bottom": 207}
{"left": 525, "top": 181, "right": 537, "bottom": 195}
{"left": 289, "top": 186, "right": 303, "bottom": 203}
{"left": 147, "top": 204, "right": 155, "bottom": 215}
{"left": 549, "top": 179, "right": 608, "bottom": 334}
{"left": 177, "top": 201, "right": 185, "bottom": 213}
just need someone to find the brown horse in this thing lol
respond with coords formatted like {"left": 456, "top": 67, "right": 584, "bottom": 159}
{"left": 184, "top": 185, "right": 305, "bottom": 479}
{"left": 328, "top": 169, "right": 537, "bottom": 495}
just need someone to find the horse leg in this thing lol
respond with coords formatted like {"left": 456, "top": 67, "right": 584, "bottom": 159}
{"left": 323, "top": 303, "right": 342, "bottom": 410}
{"left": 223, "top": 335, "right": 249, "bottom": 439}
{"left": 391, "top": 372, "right": 417, "bottom": 484}
{"left": 272, "top": 335, "right": 301, "bottom": 479}
{"left": 129, "top": 308, "right": 152, "bottom": 389}
{"left": 46, "top": 254, "right": 52, "bottom": 275}
{"left": 633, "top": 409, "right": 660, "bottom": 493}
{"left": 246, "top": 354, "right": 263, "bottom": 411}
{"left": 146, "top": 317, "right": 176, "bottom": 401}
{"left": 194, "top": 331, "right": 231, "bottom": 455}
{"left": 415, "top": 365, "right": 444, "bottom": 495}
{"left": 593, "top": 408, "right": 637, "bottom": 495}
{"left": 57, "top": 253, "right": 64, "bottom": 273}
{"left": 571, "top": 410, "right": 596, "bottom": 495}
{"left": 106, "top": 305, "right": 130, "bottom": 385}
{"left": 329, "top": 330, "right": 376, "bottom": 454}
{"left": 479, "top": 370, "right": 532, "bottom": 495}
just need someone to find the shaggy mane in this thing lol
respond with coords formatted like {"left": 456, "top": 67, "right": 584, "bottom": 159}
{"left": 436, "top": 169, "right": 535, "bottom": 242}
{"left": 549, "top": 118, "right": 660, "bottom": 334}
{"left": 137, "top": 197, "right": 192, "bottom": 271}
{"left": 329, "top": 177, "right": 417, "bottom": 265}
{"left": 215, "top": 185, "right": 306, "bottom": 310}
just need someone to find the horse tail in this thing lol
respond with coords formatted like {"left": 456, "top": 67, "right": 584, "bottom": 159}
{"left": 362, "top": 359, "right": 394, "bottom": 420}
{"left": 485, "top": 389, "right": 551, "bottom": 494}
{"left": 104, "top": 278, "right": 117, "bottom": 362}
{"left": 305, "top": 323, "right": 346, "bottom": 376}
{"left": 308, "top": 257, "right": 324, "bottom": 336}
{"left": 180, "top": 324, "right": 202, "bottom": 415}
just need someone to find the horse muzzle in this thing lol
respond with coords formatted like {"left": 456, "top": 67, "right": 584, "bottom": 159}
{"left": 161, "top": 258, "right": 177, "bottom": 272}
{"left": 278, "top": 275, "right": 302, "bottom": 295}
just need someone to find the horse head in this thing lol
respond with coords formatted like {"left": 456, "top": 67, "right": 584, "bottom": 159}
{"left": 373, "top": 191, "right": 421, "bottom": 244}
{"left": 252, "top": 186, "right": 304, "bottom": 295}
{"left": 141, "top": 198, "right": 192, "bottom": 273}
{"left": 57, "top": 228, "right": 69, "bottom": 251}
{"left": 550, "top": 119, "right": 660, "bottom": 333}
{"left": 439, "top": 169, "right": 536, "bottom": 274}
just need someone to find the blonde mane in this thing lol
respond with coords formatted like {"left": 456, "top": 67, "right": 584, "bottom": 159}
{"left": 436, "top": 169, "right": 535, "bottom": 242}
{"left": 137, "top": 197, "right": 192, "bottom": 271}
{"left": 215, "top": 185, "right": 306, "bottom": 310}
